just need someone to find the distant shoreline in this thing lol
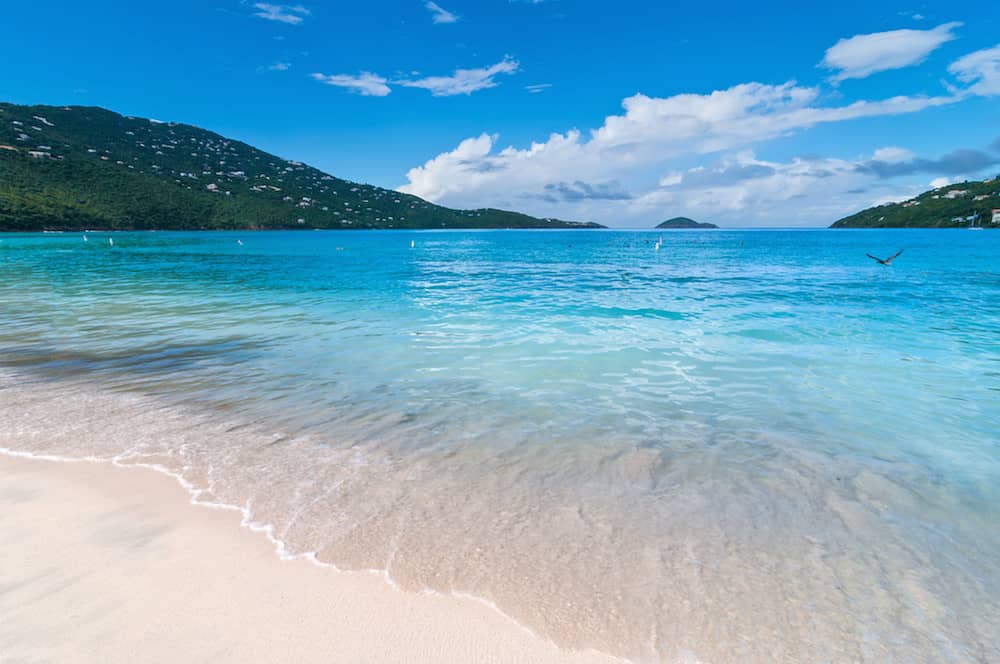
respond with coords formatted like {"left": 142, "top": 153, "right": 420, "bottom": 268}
{"left": 4, "top": 225, "right": 998, "bottom": 233}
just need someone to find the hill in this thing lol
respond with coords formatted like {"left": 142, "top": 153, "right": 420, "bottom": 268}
{"left": 831, "top": 177, "right": 1000, "bottom": 228}
{"left": 0, "top": 103, "right": 603, "bottom": 231}
{"left": 655, "top": 217, "right": 718, "bottom": 229}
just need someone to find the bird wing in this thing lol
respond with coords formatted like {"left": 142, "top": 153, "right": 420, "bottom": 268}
{"left": 886, "top": 249, "right": 904, "bottom": 262}
{"left": 865, "top": 253, "right": 884, "bottom": 264}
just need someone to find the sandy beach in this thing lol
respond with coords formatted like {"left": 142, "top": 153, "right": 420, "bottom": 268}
{"left": 0, "top": 453, "right": 621, "bottom": 664}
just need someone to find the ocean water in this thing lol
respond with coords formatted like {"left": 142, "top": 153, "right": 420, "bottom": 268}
{"left": 1, "top": 228, "right": 998, "bottom": 662}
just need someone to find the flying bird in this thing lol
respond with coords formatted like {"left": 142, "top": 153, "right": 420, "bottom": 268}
{"left": 866, "top": 249, "right": 903, "bottom": 265}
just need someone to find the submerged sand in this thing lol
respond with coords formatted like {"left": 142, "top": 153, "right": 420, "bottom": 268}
{"left": 0, "top": 454, "right": 622, "bottom": 664}
{"left": 3, "top": 371, "right": 1000, "bottom": 662}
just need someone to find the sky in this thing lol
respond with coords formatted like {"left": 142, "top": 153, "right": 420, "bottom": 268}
{"left": 2, "top": 1, "right": 999, "bottom": 227}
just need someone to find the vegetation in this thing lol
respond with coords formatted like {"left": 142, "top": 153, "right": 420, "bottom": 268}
{"left": 0, "top": 102, "right": 603, "bottom": 231}
{"left": 831, "top": 177, "right": 1000, "bottom": 228}
{"left": 655, "top": 217, "right": 718, "bottom": 229}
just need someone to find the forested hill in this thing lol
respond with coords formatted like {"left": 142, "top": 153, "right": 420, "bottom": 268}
{"left": 0, "top": 103, "right": 602, "bottom": 231}
{"left": 831, "top": 177, "right": 1000, "bottom": 228}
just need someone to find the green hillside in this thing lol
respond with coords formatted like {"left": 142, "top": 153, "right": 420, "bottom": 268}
{"left": 831, "top": 177, "right": 1000, "bottom": 228}
{"left": 0, "top": 103, "right": 602, "bottom": 231}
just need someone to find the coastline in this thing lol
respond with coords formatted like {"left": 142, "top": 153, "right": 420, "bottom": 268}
{"left": 0, "top": 452, "right": 623, "bottom": 664}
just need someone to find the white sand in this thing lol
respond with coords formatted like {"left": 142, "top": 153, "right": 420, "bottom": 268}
{"left": 0, "top": 454, "right": 621, "bottom": 664}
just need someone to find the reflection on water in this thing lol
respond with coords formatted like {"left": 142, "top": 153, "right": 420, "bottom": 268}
{"left": 2, "top": 229, "right": 999, "bottom": 661}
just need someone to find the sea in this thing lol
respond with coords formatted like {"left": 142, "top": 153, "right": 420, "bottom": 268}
{"left": 1, "top": 228, "right": 998, "bottom": 662}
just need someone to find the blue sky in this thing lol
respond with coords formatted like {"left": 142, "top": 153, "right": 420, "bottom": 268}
{"left": 3, "top": 1, "right": 999, "bottom": 226}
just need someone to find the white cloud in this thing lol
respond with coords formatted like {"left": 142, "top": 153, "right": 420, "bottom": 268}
{"left": 425, "top": 1, "right": 457, "bottom": 24}
{"left": 821, "top": 22, "right": 961, "bottom": 82}
{"left": 398, "top": 81, "right": 960, "bottom": 226}
{"left": 525, "top": 83, "right": 552, "bottom": 93}
{"left": 930, "top": 176, "right": 958, "bottom": 188}
{"left": 396, "top": 57, "right": 519, "bottom": 96}
{"left": 312, "top": 57, "right": 519, "bottom": 98}
{"left": 269, "top": 61, "right": 291, "bottom": 71}
{"left": 633, "top": 152, "right": 875, "bottom": 224}
{"left": 252, "top": 3, "right": 310, "bottom": 25}
{"left": 949, "top": 44, "right": 1000, "bottom": 96}
{"left": 637, "top": 145, "right": 997, "bottom": 225}
{"left": 311, "top": 71, "right": 391, "bottom": 96}
{"left": 871, "top": 146, "right": 915, "bottom": 163}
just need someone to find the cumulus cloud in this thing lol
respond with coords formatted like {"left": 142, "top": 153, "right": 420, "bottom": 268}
{"left": 632, "top": 144, "right": 998, "bottom": 226}
{"left": 399, "top": 81, "right": 957, "bottom": 210}
{"left": 949, "top": 44, "right": 1000, "bottom": 96}
{"left": 252, "top": 3, "right": 310, "bottom": 25}
{"left": 821, "top": 22, "right": 961, "bottom": 82}
{"left": 871, "top": 146, "right": 915, "bottom": 163}
{"left": 857, "top": 148, "right": 1000, "bottom": 178}
{"left": 311, "top": 71, "right": 391, "bottom": 96}
{"left": 425, "top": 1, "right": 457, "bottom": 24}
{"left": 930, "top": 176, "right": 959, "bottom": 188}
{"left": 634, "top": 152, "right": 874, "bottom": 224}
{"left": 635, "top": 144, "right": 998, "bottom": 225}
{"left": 397, "top": 57, "right": 519, "bottom": 96}
{"left": 532, "top": 180, "right": 632, "bottom": 203}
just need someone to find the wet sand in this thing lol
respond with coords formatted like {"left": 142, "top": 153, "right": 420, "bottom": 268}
{"left": 0, "top": 453, "right": 623, "bottom": 664}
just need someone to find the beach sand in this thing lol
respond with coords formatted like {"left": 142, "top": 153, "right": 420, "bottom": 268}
{"left": 0, "top": 454, "right": 622, "bottom": 664}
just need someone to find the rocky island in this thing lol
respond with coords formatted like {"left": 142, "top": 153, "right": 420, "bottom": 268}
{"left": 655, "top": 217, "right": 718, "bottom": 229}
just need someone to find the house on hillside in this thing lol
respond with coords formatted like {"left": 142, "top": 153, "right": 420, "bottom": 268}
{"left": 992, "top": 209, "right": 1000, "bottom": 224}
{"left": 944, "top": 189, "right": 969, "bottom": 199}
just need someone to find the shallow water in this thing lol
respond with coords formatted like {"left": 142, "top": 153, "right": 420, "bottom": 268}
{"left": 1, "top": 229, "right": 998, "bottom": 662}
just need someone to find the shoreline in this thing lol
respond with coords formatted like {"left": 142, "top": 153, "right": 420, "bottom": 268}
{"left": 0, "top": 451, "right": 624, "bottom": 664}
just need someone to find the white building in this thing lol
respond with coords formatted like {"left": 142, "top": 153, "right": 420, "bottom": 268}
{"left": 992, "top": 209, "right": 1000, "bottom": 224}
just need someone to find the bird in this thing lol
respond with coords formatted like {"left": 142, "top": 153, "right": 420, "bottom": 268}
{"left": 866, "top": 249, "right": 903, "bottom": 265}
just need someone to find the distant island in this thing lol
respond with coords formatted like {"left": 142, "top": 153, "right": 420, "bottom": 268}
{"left": 832, "top": 176, "right": 1000, "bottom": 228}
{"left": 0, "top": 102, "right": 604, "bottom": 231}
{"left": 655, "top": 217, "right": 718, "bottom": 229}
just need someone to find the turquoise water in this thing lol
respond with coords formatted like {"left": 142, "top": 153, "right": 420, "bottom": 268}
{"left": 1, "top": 229, "right": 999, "bottom": 661}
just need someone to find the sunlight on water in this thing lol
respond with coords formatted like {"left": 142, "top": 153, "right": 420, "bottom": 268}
{"left": 2, "top": 229, "right": 999, "bottom": 662}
